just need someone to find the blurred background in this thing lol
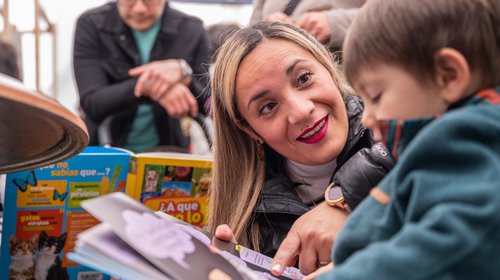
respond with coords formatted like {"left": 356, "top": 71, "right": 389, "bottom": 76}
{"left": 0, "top": 0, "right": 252, "bottom": 114}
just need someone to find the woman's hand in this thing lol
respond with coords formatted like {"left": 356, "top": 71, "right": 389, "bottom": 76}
{"left": 271, "top": 202, "right": 347, "bottom": 275}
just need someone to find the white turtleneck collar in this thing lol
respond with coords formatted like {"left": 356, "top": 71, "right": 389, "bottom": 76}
{"left": 286, "top": 158, "right": 337, "bottom": 204}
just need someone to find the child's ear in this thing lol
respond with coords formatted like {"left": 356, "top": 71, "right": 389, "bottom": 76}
{"left": 434, "top": 48, "right": 471, "bottom": 103}
{"left": 234, "top": 120, "right": 264, "bottom": 143}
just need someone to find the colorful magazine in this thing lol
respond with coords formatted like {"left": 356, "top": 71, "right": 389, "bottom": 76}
{"left": 0, "top": 146, "right": 131, "bottom": 280}
{"left": 126, "top": 152, "right": 212, "bottom": 228}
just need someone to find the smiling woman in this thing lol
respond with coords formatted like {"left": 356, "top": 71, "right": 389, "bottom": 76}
{"left": 233, "top": 39, "right": 348, "bottom": 165}
{"left": 207, "top": 21, "right": 394, "bottom": 276}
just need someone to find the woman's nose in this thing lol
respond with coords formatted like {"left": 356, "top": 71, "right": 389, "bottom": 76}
{"left": 287, "top": 95, "right": 314, "bottom": 125}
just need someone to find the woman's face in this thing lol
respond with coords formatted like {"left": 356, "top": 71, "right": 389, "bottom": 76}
{"left": 235, "top": 39, "right": 348, "bottom": 165}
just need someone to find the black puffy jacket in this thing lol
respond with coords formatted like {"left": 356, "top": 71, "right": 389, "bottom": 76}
{"left": 253, "top": 95, "right": 394, "bottom": 258}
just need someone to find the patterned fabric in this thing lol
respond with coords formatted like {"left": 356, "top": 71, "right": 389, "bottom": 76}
{"left": 378, "top": 117, "right": 434, "bottom": 160}
{"left": 376, "top": 87, "right": 500, "bottom": 160}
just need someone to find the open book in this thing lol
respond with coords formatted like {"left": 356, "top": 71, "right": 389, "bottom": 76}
{"left": 68, "top": 192, "right": 304, "bottom": 280}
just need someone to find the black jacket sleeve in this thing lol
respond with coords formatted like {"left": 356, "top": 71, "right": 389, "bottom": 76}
{"left": 186, "top": 28, "right": 211, "bottom": 116}
{"left": 333, "top": 142, "right": 395, "bottom": 210}
{"left": 73, "top": 15, "right": 141, "bottom": 124}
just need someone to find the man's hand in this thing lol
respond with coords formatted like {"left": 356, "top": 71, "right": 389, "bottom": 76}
{"left": 129, "top": 59, "right": 184, "bottom": 98}
{"left": 264, "top": 12, "right": 293, "bottom": 24}
{"left": 271, "top": 203, "right": 347, "bottom": 276}
{"left": 296, "top": 12, "right": 331, "bottom": 43}
{"left": 154, "top": 83, "right": 198, "bottom": 119}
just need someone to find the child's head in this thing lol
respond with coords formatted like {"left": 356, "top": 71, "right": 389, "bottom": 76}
{"left": 344, "top": 0, "right": 500, "bottom": 89}
{"left": 342, "top": 0, "right": 500, "bottom": 138}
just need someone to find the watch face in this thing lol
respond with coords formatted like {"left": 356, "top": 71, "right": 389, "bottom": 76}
{"left": 327, "top": 185, "right": 343, "bottom": 200}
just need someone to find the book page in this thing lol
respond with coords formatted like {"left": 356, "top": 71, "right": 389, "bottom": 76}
{"left": 81, "top": 192, "right": 247, "bottom": 280}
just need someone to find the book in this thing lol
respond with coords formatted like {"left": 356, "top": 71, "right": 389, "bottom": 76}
{"left": 0, "top": 146, "right": 131, "bottom": 280}
{"left": 126, "top": 152, "right": 212, "bottom": 228}
{"left": 68, "top": 192, "right": 305, "bottom": 280}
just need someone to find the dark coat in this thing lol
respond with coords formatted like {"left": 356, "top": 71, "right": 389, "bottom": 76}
{"left": 73, "top": 2, "right": 211, "bottom": 148}
{"left": 254, "top": 95, "right": 393, "bottom": 258}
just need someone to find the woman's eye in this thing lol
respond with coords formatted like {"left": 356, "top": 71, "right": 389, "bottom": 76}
{"left": 259, "top": 102, "right": 277, "bottom": 115}
{"left": 297, "top": 71, "right": 312, "bottom": 86}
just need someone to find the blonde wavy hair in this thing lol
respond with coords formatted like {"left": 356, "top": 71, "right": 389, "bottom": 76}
{"left": 207, "top": 21, "right": 352, "bottom": 250}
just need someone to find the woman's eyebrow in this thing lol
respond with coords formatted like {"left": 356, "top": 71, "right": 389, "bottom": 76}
{"left": 247, "top": 90, "right": 269, "bottom": 109}
{"left": 286, "top": 59, "right": 306, "bottom": 75}
{"left": 247, "top": 59, "right": 306, "bottom": 109}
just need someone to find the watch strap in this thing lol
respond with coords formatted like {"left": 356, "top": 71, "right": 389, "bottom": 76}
{"left": 324, "top": 182, "right": 351, "bottom": 213}
{"left": 179, "top": 59, "right": 193, "bottom": 81}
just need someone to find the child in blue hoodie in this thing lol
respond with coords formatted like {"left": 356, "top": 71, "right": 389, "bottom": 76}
{"left": 302, "top": 0, "right": 500, "bottom": 279}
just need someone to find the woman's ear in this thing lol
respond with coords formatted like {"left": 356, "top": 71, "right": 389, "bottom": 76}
{"left": 234, "top": 119, "right": 264, "bottom": 143}
{"left": 434, "top": 48, "right": 471, "bottom": 103}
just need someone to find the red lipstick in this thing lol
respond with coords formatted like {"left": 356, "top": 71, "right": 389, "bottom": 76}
{"left": 296, "top": 115, "right": 329, "bottom": 144}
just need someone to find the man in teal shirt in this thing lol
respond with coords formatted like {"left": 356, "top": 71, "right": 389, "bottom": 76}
{"left": 74, "top": 0, "right": 211, "bottom": 152}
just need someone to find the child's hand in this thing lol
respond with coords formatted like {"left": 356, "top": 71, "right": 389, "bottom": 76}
{"left": 211, "top": 224, "right": 237, "bottom": 252}
{"left": 303, "top": 263, "right": 334, "bottom": 280}
{"left": 214, "top": 224, "right": 236, "bottom": 243}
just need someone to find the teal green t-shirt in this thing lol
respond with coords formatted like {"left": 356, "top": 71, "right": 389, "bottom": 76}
{"left": 124, "top": 20, "right": 161, "bottom": 153}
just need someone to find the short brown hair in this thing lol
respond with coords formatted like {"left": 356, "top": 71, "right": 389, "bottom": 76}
{"left": 343, "top": 0, "right": 500, "bottom": 89}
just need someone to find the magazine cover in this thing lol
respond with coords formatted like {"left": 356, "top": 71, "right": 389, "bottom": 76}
{"left": 0, "top": 146, "right": 131, "bottom": 280}
{"left": 69, "top": 192, "right": 304, "bottom": 280}
{"left": 126, "top": 152, "right": 212, "bottom": 227}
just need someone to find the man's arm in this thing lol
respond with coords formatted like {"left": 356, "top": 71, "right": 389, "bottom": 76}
{"left": 73, "top": 15, "right": 140, "bottom": 123}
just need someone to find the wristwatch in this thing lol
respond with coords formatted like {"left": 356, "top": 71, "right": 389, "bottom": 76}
{"left": 324, "top": 182, "right": 351, "bottom": 213}
{"left": 178, "top": 59, "right": 193, "bottom": 82}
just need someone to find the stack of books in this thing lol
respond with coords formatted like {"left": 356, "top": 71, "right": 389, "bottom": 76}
{"left": 69, "top": 192, "right": 304, "bottom": 280}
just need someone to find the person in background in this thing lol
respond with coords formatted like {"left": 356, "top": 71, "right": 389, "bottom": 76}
{"left": 0, "top": 40, "right": 21, "bottom": 80}
{"left": 203, "top": 21, "right": 241, "bottom": 116}
{"left": 206, "top": 22, "right": 241, "bottom": 60}
{"left": 307, "top": 0, "right": 500, "bottom": 279}
{"left": 73, "top": 0, "right": 211, "bottom": 152}
{"left": 208, "top": 21, "right": 393, "bottom": 275}
{"left": 250, "top": 0, "right": 365, "bottom": 53}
